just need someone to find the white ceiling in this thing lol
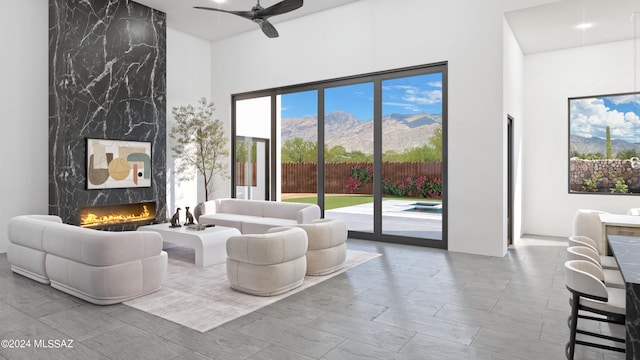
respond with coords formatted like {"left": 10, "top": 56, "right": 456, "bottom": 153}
{"left": 135, "top": 0, "right": 640, "bottom": 54}
{"left": 134, "top": 0, "right": 360, "bottom": 42}
{"left": 505, "top": 0, "right": 640, "bottom": 54}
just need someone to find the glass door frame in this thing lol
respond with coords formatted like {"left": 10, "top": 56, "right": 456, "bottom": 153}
{"left": 231, "top": 62, "right": 448, "bottom": 250}
{"left": 233, "top": 136, "right": 270, "bottom": 200}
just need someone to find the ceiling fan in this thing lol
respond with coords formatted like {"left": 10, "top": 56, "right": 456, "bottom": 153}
{"left": 195, "top": 0, "right": 304, "bottom": 38}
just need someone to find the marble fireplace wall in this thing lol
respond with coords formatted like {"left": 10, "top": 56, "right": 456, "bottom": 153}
{"left": 49, "top": 0, "right": 167, "bottom": 225}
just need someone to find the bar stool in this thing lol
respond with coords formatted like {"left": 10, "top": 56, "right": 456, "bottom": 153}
{"left": 566, "top": 246, "right": 625, "bottom": 289}
{"left": 568, "top": 235, "right": 618, "bottom": 269}
{"left": 572, "top": 209, "right": 609, "bottom": 253}
{"left": 564, "top": 260, "right": 625, "bottom": 359}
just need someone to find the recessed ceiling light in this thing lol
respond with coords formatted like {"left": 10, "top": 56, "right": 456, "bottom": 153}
{"left": 575, "top": 22, "right": 594, "bottom": 30}
{"left": 212, "top": 0, "right": 226, "bottom": 3}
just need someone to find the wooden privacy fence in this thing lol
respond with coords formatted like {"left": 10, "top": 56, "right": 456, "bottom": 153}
{"left": 235, "top": 163, "right": 257, "bottom": 186}
{"left": 237, "top": 162, "right": 443, "bottom": 193}
{"left": 281, "top": 161, "right": 442, "bottom": 194}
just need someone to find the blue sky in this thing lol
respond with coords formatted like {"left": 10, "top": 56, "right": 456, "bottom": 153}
{"left": 280, "top": 72, "right": 443, "bottom": 120}
{"left": 570, "top": 94, "right": 640, "bottom": 143}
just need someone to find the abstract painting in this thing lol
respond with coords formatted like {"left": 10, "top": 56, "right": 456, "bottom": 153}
{"left": 87, "top": 138, "right": 152, "bottom": 189}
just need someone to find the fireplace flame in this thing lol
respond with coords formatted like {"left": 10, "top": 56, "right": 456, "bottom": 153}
{"left": 81, "top": 205, "right": 152, "bottom": 227}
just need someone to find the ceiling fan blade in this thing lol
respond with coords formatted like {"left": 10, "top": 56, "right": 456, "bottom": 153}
{"left": 194, "top": 6, "right": 254, "bottom": 20}
{"left": 255, "top": 18, "right": 279, "bottom": 38}
{"left": 257, "top": 0, "right": 303, "bottom": 18}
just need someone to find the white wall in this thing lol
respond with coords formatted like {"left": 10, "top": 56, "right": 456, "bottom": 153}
{"left": 503, "top": 19, "right": 525, "bottom": 243}
{"left": 166, "top": 28, "right": 212, "bottom": 216}
{"left": 523, "top": 39, "right": 639, "bottom": 237}
{"left": 0, "top": 0, "right": 49, "bottom": 253}
{"left": 208, "top": 0, "right": 535, "bottom": 256}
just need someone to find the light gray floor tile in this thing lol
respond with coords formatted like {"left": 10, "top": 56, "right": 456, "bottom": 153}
{"left": 374, "top": 308, "right": 481, "bottom": 345}
{"left": 171, "top": 351, "right": 213, "bottom": 360}
{"left": 82, "top": 324, "right": 189, "bottom": 360}
{"left": 236, "top": 315, "right": 345, "bottom": 358}
{"left": 246, "top": 344, "right": 315, "bottom": 360}
{"left": 308, "top": 312, "right": 415, "bottom": 351}
{"left": 400, "top": 332, "right": 519, "bottom": 360}
{"left": 322, "top": 339, "right": 411, "bottom": 360}
{"left": 434, "top": 303, "right": 544, "bottom": 339}
{"left": 38, "top": 305, "right": 127, "bottom": 342}
{"left": 0, "top": 308, "right": 53, "bottom": 338}
{"left": 472, "top": 327, "right": 566, "bottom": 359}
{"left": 108, "top": 306, "right": 184, "bottom": 336}
{"left": 161, "top": 326, "right": 269, "bottom": 360}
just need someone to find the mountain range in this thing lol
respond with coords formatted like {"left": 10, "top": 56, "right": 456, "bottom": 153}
{"left": 281, "top": 111, "right": 442, "bottom": 153}
{"left": 570, "top": 135, "right": 640, "bottom": 156}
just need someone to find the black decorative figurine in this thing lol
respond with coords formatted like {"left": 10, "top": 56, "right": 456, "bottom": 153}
{"left": 185, "top": 206, "right": 195, "bottom": 225}
{"left": 170, "top": 208, "right": 181, "bottom": 228}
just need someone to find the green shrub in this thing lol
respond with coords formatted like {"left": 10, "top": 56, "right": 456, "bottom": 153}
{"left": 610, "top": 178, "right": 629, "bottom": 194}
{"left": 582, "top": 172, "right": 602, "bottom": 192}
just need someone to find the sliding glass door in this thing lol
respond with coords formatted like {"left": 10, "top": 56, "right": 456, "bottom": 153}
{"left": 278, "top": 90, "right": 318, "bottom": 204}
{"left": 323, "top": 82, "right": 374, "bottom": 233}
{"left": 232, "top": 63, "right": 447, "bottom": 248}
{"left": 381, "top": 72, "right": 443, "bottom": 240}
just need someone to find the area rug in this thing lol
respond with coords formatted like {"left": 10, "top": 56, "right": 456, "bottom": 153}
{"left": 123, "top": 248, "right": 381, "bottom": 332}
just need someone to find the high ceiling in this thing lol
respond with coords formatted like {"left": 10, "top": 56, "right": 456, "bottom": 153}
{"left": 135, "top": 0, "right": 640, "bottom": 54}
{"left": 134, "top": 0, "right": 360, "bottom": 42}
{"left": 505, "top": 0, "right": 640, "bottom": 54}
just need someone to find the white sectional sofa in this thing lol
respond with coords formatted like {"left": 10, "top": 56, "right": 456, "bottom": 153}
{"left": 198, "top": 198, "right": 321, "bottom": 234}
{"left": 7, "top": 215, "right": 167, "bottom": 305}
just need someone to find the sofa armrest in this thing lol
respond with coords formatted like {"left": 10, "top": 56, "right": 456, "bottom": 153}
{"left": 296, "top": 204, "right": 321, "bottom": 224}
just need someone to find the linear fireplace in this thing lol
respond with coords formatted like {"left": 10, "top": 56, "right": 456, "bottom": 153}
{"left": 80, "top": 202, "right": 156, "bottom": 229}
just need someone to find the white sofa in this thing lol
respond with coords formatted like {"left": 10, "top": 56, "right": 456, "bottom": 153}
{"left": 226, "top": 227, "right": 308, "bottom": 296}
{"left": 198, "top": 198, "right": 321, "bottom": 234}
{"left": 7, "top": 215, "right": 167, "bottom": 305}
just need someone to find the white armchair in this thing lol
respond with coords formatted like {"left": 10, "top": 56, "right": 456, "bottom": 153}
{"left": 295, "top": 219, "right": 347, "bottom": 276}
{"left": 226, "top": 227, "right": 308, "bottom": 296}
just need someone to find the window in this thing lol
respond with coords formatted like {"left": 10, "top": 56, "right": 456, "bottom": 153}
{"left": 569, "top": 92, "right": 640, "bottom": 195}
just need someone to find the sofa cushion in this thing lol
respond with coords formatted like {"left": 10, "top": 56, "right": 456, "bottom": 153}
{"left": 217, "top": 199, "right": 264, "bottom": 217}
{"left": 241, "top": 217, "right": 298, "bottom": 234}
{"left": 263, "top": 201, "right": 301, "bottom": 220}
{"left": 42, "top": 223, "right": 162, "bottom": 266}
{"left": 198, "top": 213, "right": 260, "bottom": 230}
{"left": 226, "top": 227, "right": 308, "bottom": 265}
{"left": 8, "top": 215, "right": 62, "bottom": 251}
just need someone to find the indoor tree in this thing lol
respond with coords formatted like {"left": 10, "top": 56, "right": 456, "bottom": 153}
{"left": 170, "top": 97, "right": 229, "bottom": 201}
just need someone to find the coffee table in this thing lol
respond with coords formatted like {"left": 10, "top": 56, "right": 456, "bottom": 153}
{"left": 137, "top": 223, "right": 241, "bottom": 266}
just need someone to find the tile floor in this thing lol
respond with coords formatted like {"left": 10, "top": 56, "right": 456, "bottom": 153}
{"left": 0, "top": 235, "right": 627, "bottom": 360}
